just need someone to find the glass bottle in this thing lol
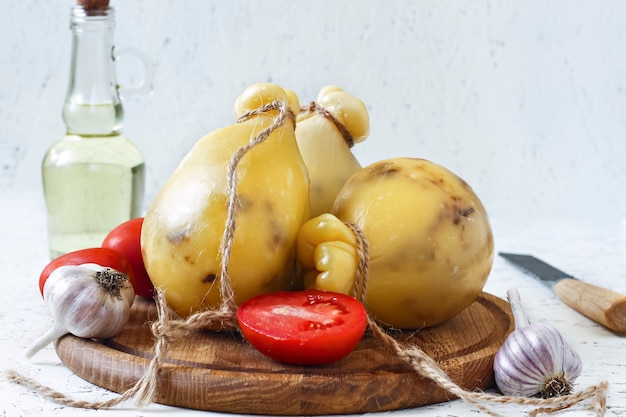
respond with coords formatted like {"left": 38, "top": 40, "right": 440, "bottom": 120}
{"left": 42, "top": 5, "right": 152, "bottom": 259}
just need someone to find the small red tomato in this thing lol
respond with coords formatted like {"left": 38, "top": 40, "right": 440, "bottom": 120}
{"left": 237, "top": 289, "right": 368, "bottom": 365}
{"left": 102, "top": 217, "right": 154, "bottom": 298}
{"left": 39, "top": 247, "right": 134, "bottom": 297}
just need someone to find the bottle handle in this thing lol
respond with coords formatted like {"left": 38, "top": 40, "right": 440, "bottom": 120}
{"left": 113, "top": 46, "right": 155, "bottom": 99}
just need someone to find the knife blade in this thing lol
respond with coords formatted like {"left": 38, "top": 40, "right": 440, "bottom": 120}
{"left": 499, "top": 252, "right": 626, "bottom": 333}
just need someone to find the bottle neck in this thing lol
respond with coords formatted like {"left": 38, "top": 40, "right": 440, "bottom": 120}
{"left": 63, "top": 6, "right": 123, "bottom": 137}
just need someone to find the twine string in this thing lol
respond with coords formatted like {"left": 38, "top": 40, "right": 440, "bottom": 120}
{"left": 133, "top": 99, "right": 296, "bottom": 406}
{"left": 300, "top": 101, "right": 354, "bottom": 148}
{"left": 344, "top": 221, "right": 608, "bottom": 417}
{"left": 221, "top": 100, "right": 296, "bottom": 312}
{"left": 2, "top": 101, "right": 609, "bottom": 416}
{"left": 367, "top": 317, "right": 608, "bottom": 417}
{"left": 344, "top": 221, "right": 369, "bottom": 303}
{"left": 3, "top": 99, "right": 294, "bottom": 410}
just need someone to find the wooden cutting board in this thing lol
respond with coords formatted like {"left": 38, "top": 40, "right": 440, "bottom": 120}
{"left": 54, "top": 292, "right": 513, "bottom": 415}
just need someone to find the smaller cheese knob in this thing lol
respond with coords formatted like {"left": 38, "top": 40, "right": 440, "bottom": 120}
{"left": 316, "top": 86, "right": 369, "bottom": 144}
{"left": 234, "top": 83, "right": 300, "bottom": 119}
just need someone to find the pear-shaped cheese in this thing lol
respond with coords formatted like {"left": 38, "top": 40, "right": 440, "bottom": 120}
{"left": 141, "top": 83, "right": 310, "bottom": 317}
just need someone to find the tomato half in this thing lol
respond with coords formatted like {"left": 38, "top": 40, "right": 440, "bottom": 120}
{"left": 237, "top": 289, "right": 368, "bottom": 365}
{"left": 39, "top": 247, "right": 134, "bottom": 297}
{"left": 102, "top": 217, "right": 154, "bottom": 298}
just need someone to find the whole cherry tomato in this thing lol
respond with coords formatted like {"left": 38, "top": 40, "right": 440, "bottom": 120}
{"left": 39, "top": 247, "right": 134, "bottom": 297}
{"left": 237, "top": 289, "right": 368, "bottom": 365}
{"left": 102, "top": 217, "right": 154, "bottom": 298}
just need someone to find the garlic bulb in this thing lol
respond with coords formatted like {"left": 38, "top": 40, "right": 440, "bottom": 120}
{"left": 494, "top": 288, "right": 583, "bottom": 398}
{"left": 25, "top": 263, "right": 135, "bottom": 358}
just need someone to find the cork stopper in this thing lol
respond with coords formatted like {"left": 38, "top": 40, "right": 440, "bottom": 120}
{"left": 78, "top": 0, "right": 110, "bottom": 15}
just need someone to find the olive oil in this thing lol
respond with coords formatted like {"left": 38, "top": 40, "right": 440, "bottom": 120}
{"left": 42, "top": 132, "right": 145, "bottom": 259}
{"left": 42, "top": 5, "right": 149, "bottom": 258}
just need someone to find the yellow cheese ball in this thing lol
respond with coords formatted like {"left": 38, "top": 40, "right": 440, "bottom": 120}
{"left": 141, "top": 83, "right": 310, "bottom": 317}
{"left": 332, "top": 158, "right": 494, "bottom": 328}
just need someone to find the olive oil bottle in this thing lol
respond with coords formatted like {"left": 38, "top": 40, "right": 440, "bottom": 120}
{"left": 42, "top": 3, "right": 150, "bottom": 259}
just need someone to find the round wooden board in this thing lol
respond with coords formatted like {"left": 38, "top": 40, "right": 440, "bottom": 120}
{"left": 55, "top": 292, "right": 513, "bottom": 415}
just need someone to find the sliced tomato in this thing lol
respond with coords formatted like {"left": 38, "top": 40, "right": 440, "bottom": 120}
{"left": 237, "top": 289, "right": 368, "bottom": 365}
{"left": 39, "top": 247, "right": 134, "bottom": 297}
{"left": 102, "top": 217, "right": 154, "bottom": 298}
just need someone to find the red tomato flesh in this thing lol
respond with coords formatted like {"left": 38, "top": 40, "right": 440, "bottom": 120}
{"left": 39, "top": 247, "right": 134, "bottom": 297}
{"left": 102, "top": 217, "right": 154, "bottom": 298}
{"left": 237, "top": 290, "right": 368, "bottom": 365}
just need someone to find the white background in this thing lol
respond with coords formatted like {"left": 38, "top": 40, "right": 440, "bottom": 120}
{"left": 2, "top": 2, "right": 626, "bottom": 416}
{"left": 2, "top": 0, "right": 625, "bottom": 237}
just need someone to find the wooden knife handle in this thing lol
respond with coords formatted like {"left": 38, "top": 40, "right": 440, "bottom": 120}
{"left": 554, "top": 278, "right": 626, "bottom": 333}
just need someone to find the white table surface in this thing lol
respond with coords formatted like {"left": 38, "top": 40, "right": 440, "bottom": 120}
{"left": 1, "top": 190, "right": 625, "bottom": 417}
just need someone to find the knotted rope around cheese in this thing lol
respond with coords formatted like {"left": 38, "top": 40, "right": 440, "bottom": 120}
{"left": 300, "top": 101, "right": 355, "bottom": 148}
{"left": 4, "top": 99, "right": 610, "bottom": 416}
{"left": 341, "top": 219, "right": 609, "bottom": 417}
{"left": 132, "top": 99, "right": 298, "bottom": 405}
{"left": 3, "top": 100, "right": 297, "bottom": 410}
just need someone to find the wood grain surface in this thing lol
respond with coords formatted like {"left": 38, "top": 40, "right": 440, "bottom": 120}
{"left": 554, "top": 278, "right": 626, "bottom": 333}
{"left": 54, "top": 292, "right": 513, "bottom": 415}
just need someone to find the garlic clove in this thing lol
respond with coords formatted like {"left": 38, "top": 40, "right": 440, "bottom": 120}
{"left": 25, "top": 263, "right": 134, "bottom": 359}
{"left": 494, "top": 323, "right": 582, "bottom": 397}
{"left": 493, "top": 288, "right": 583, "bottom": 398}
